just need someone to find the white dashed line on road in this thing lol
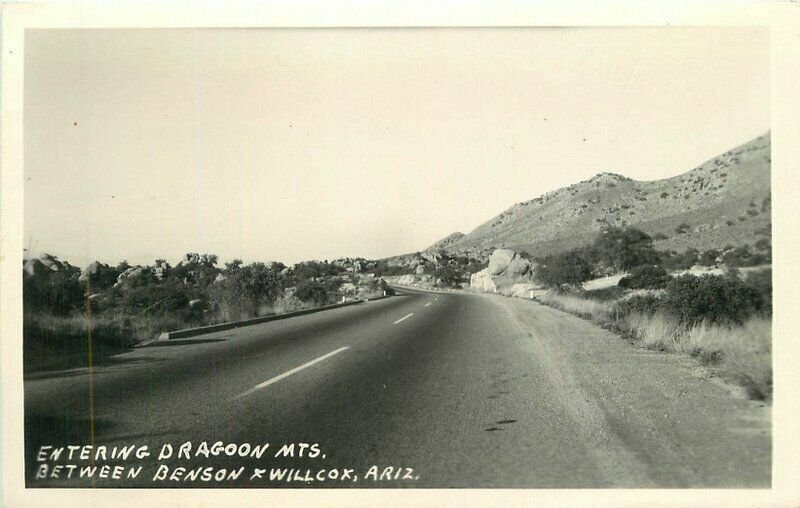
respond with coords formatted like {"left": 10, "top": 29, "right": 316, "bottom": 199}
{"left": 233, "top": 346, "right": 349, "bottom": 400}
{"left": 393, "top": 313, "right": 414, "bottom": 324}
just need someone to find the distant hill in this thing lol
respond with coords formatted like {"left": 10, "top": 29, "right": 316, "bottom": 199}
{"left": 429, "top": 132, "right": 771, "bottom": 258}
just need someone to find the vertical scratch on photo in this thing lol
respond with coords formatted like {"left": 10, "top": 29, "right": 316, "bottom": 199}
{"left": 86, "top": 275, "right": 96, "bottom": 487}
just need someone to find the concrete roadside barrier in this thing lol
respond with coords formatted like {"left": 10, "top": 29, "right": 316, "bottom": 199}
{"left": 155, "top": 299, "right": 365, "bottom": 341}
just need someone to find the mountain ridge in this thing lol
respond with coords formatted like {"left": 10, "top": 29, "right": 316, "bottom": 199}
{"left": 426, "top": 132, "right": 771, "bottom": 258}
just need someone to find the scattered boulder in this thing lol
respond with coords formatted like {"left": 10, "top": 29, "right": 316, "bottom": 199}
{"left": 24, "top": 254, "right": 70, "bottom": 278}
{"left": 23, "top": 258, "right": 43, "bottom": 278}
{"left": 114, "top": 266, "right": 143, "bottom": 286}
{"left": 153, "top": 260, "right": 169, "bottom": 281}
{"left": 488, "top": 249, "right": 516, "bottom": 276}
{"left": 470, "top": 248, "right": 538, "bottom": 294}
{"left": 38, "top": 253, "right": 63, "bottom": 271}
{"left": 340, "top": 282, "right": 358, "bottom": 295}
{"left": 79, "top": 261, "right": 106, "bottom": 282}
{"left": 470, "top": 269, "right": 497, "bottom": 293}
{"left": 181, "top": 253, "right": 201, "bottom": 265}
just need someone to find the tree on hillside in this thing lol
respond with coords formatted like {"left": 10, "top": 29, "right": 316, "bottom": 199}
{"left": 534, "top": 249, "right": 594, "bottom": 289}
{"left": 591, "top": 227, "right": 659, "bottom": 272}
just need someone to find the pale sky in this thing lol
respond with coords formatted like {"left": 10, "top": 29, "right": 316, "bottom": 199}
{"left": 24, "top": 28, "right": 769, "bottom": 267}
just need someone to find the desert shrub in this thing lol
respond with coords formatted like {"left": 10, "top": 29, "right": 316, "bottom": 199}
{"left": 372, "top": 261, "right": 413, "bottom": 277}
{"left": 618, "top": 264, "right": 672, "bottom": 289}
{"left": 464, "top": 259, "right": 488, "bottom": 275}
{"left": 535, "top": 249, "right": 594, "bottom": 288}
{"left": 747, "top": 252, "right": 770, "bottom": 265}
{"left": 294, "top": 277, "right": 343, "bottom": 306}
{"left": 580, "top": 286, "right": 627, "bottom": 301}
{"left": 381, "top": 283, "right": 397, "bottom": 297}
{"left": 675, "top": 222, "right": 691, "bottom": 234}
{"left": 698, "top": 249, "right": 720, "bottom": 266}
{"left": 290, "top": 260, "right": 346, "bottom": 283}
{"left": 83, "top": 262, "right": 123, "bottom": 290}
{"left": 23, "top": 271, "right": 84, "bottom": 316}
{"left": 744, "top": 269, "right": 772, "bottom": 316}
{"left": 431, "top": 264, "right": 463, "bottom": 287}
{"left": 721, "top": 245, "right": 755, "bottom": 268}
{"left": 207, "top": 262, "right": 285, "bottom": 321}
{"left": 591, "top": 227, "right": 660, "bottom": 272}
{"left": 660, "top": 274, "right": 766, "bottom": 326}
{"left": 659, "top": 248, "right": 698, "bottom": 271}
{"left": 170, "top": 253, "right": 221, "bottom": 287}
{"left": 614, "top": 293, "right": 664, "bottom": 318}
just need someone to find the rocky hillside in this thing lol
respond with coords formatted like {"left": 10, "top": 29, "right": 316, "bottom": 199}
{"left": 431, "top": 132, "right": 771, "bottom": 257}
{"left": 425, "top": 232, "right": 466, "bottom": 252}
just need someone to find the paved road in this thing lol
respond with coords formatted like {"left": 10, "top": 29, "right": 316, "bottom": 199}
{"left": 24, "top": 289, "right": 770, "bottom": 488}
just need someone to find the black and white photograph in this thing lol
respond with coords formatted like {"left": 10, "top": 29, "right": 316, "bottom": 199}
{"left": 2, "top": 2, "right": 800, "bottom": 507}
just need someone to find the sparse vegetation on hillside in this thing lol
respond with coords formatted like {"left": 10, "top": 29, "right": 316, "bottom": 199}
{"left": 428, "top": 133, "right": 771, "bottom": 259}
{"left": 376, "top": 249, "right": 488, "bottom": 289}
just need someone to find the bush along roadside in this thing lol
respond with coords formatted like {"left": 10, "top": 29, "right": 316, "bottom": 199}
{"left": 22, "top": 253, "right": 395, "bottom": 372}
{"left": 536, "top": 268, "right": 772, "bottom": 401}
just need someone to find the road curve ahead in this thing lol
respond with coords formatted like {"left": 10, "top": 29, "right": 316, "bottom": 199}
{"left": 24, "top": 289, "right": 770, "bottom": 488}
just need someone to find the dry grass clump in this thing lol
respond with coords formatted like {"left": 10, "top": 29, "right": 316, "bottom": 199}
{"left": 682, "top": 318, "right": 772, "bottom": 400}
{"left": 622, "top": 312, "right": 681, "bottom": 351}
{"left": 24, "top": 312, "right": 190, "bottom": 350}
{"left": 537, "top": 292, "right": 614, "bottom": 322}
{"left": 535, "top": 293, "right": 772, "bottom": 400}
{"left": 611, "top": 312, "right": 771, "bottom": 400}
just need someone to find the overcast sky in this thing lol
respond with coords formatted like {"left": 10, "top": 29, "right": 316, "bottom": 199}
{"left": 24, "top": 27, "right": 769, "bottom": 267}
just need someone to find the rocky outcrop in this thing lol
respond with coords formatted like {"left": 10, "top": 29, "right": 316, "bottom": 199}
{"left": 470, "top": 248, "right": 538, "bottom": 294}
{"left": 114, "top": 266, "right": 144, "bottom": 287}
{"left": 382, "top": 274, "right": 439, "bottom": 290}
{"left": 180, "top": 253, "right": 201, "bottom": 265}
{"left": 470, "top": 269, "right": 497, "bottom": 293}
{"left": 23, "top": 258, "right": 44, "bottom": 278}
{"left": 23, "top": 253, "right": 70, "bottom": 278}
{"left": 79, "top": 261, "right": 106, "bottom": 282}
{"left": 487, "top": 249, "right": 517, "bottom": 275}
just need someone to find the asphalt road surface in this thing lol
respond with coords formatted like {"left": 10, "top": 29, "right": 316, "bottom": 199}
{"left": 24, "top": 289, "right": 771, "bottom": 488}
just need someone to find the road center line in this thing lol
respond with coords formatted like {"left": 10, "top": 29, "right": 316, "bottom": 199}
{"left": 393, "top": 313, "right": 414, "bottom": 324}
{"left": 424, "top": 303, "right": 431, "bottom": 307}
{"left": 233, "top": 346, "right": 349, "bottom": 401}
